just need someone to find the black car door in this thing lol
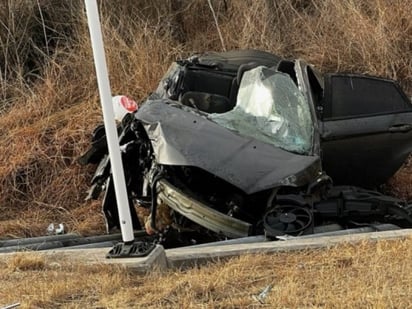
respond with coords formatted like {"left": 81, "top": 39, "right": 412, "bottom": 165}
{"left": 319, "top": 74, "right": 412, "bottom": 187}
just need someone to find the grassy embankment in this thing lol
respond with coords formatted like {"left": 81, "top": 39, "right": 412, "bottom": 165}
{"left": 0, "top": 1, "right": 411, "bottom": 307}
{"left": 0, "top": 0, "right": 410, "bottom": 238}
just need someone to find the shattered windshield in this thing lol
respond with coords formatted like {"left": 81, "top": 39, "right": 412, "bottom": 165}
{"left": 209, "top": 66, "right": 313, "bottom": 154}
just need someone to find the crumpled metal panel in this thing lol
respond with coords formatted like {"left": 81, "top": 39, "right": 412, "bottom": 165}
{"left": 136, "top": 100, "right": 321, "bottom": 194}
{"left": 157, "top": 179, "right": 252, "bottom": 238}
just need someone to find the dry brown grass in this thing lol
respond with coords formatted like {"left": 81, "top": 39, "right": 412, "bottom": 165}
{"left": 0, "top": 0, "right": 411, "bottom": 237}
{"left": 0, "top": 238, "right": 411, "bottom": 308}
{"left": 0, "top": 1, "right": 411, "bottom": 307}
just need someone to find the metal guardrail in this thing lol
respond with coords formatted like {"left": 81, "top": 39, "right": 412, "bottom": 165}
{"left": 0, "top": 224, "right": 405, "bottom": 254}
{"left": 0, "top": 231, "right": 148, "bottom": 253}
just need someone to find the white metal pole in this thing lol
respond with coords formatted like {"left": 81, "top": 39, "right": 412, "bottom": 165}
{"left": 84, "top": 0, "right": 134, "bottom": 242}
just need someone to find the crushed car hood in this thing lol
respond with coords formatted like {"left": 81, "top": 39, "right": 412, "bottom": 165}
{"left": 136, "top": 100, "right": 321, "bottom": 194}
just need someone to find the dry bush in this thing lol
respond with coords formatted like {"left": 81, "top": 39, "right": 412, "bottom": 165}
{"left": 0, "top": 0, "right": 411, "bottom": 238}
{"left": 207, "top": 0, "right": 412, "bottom": 91}
{"left": 0, "top": 0, "right": 84, "bottom": 109}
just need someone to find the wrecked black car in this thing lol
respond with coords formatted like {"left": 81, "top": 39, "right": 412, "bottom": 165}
{"left": 79, "top": 50, "right": 412, "bottom": 246}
